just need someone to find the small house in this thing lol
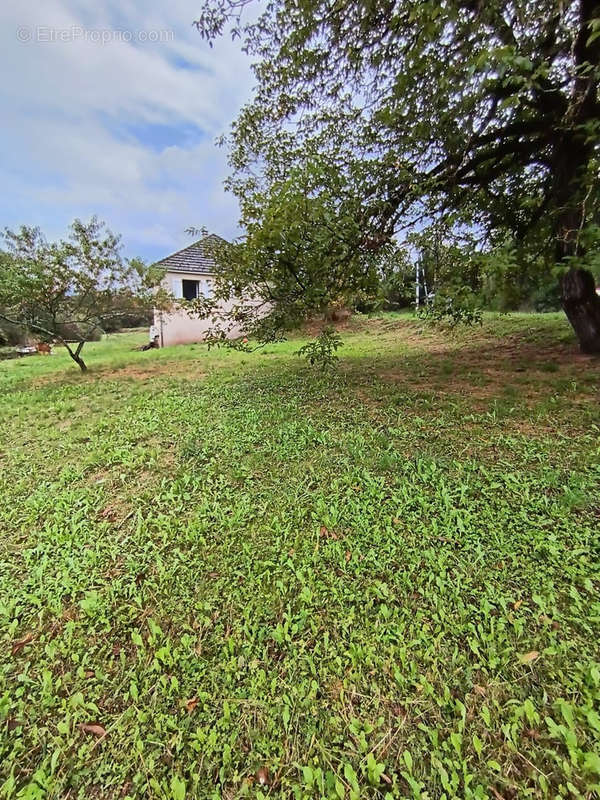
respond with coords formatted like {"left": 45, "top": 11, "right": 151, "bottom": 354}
{"left": 153, "top": 234, "right": 241, "bottom": 347}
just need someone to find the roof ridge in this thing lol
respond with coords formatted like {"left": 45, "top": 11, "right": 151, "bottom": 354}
{"left": 153, "top": 233, "right": 229, "bottom": 275}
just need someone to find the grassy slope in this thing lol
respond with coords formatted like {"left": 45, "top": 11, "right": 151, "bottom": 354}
{"left": 0, "top": 313, "right": 599, "bottom": 800}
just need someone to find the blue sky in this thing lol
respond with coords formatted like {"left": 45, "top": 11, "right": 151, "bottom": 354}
{"left": 1, "top": 0, "right": 256, "bottom": 264}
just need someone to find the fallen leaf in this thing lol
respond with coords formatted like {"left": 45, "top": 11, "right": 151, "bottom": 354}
{"left": 524, "top": 728, "right": 541, "bottom": 740}
{"left": 539, "top": 614, "right": 560, "bottom": 630}
{"left": 519, "top": 651, "right": 540, "bottom": 664}
{"left": 512, "top": 600, "right": 523, "bottom": 610}
{"left": 256, "top": 766, "right": 270, "bottom": 786}
{"left": 345, "top": 550, "right": 351, "bottom": 562}
{"left": 381, "top": 773, "right": 392, "bottom": 785}
{"left": 11, "top": 633, "right": 34, "bottom": 656}
{"left": 84, "top": 670, "right": 95, "bottom": 679}
{"left": 79, "top": 723, "right": 106, "bottom": 738}
{"left": 100, "top": 505, "right": 118, "bottom": 522}
{"left": 185, "top": 697, "right": 198, "bottom": 713}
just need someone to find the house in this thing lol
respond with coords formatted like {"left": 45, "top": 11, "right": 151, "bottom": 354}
{"left": 153, "top": 234, "right": 242, "bottom": 347}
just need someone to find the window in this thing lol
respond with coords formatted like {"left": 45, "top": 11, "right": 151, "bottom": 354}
{"left": 182, "top": 279, "right": 200, "bottom": 300}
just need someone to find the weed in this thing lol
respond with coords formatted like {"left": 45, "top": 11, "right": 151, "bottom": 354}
{"left": 0, "top": 314, "right": 598, "bottom": 798}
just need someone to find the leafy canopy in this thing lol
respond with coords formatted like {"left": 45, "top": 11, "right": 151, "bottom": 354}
{"left": 0, "top": 217, "right": 167, "bottom": 371}
{"left": 192, "top": 0, "right": 600, "bottom": 344}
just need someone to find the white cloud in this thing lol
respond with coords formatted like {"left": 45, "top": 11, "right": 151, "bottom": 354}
{"left": 0, "top": 0, "right": 256, "bottom": 261}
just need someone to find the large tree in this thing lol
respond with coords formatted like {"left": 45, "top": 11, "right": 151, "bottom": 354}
{"left": 195, "top": 0, "right": 600, "bottom": 351}
{"left": 0, "top": 218, "right": 166, "bottom": 371}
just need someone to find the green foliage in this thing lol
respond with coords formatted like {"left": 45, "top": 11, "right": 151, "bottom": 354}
{"left": 193, "top": 0, "right": 600, "bottom": 345}
{"left": 477, "top": 241, "right": 563, "bottom": 312}
{"left": 419, "top": 287, "right": 483, "bottom": 327}
{"left": 186, "top": 170, "right": 397, "bottom": 348}
{"left": 0, "top": 218, "right": 166, "bottom": 371}
{"left": 296, "top": 326, "right": 342, "bottom": 368}
{"left": 1, "top": 314, "right": 599, "bottom": 797}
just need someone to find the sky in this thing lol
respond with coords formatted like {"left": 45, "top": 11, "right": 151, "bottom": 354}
{"left": 1, "top": 0, "right": 256, "bottom": 264}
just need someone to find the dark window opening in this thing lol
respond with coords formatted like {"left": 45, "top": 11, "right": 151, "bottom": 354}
{"left": 182, "top": 279, "right": 200, "bottom": 300}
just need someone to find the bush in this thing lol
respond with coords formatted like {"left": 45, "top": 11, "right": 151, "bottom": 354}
{"left": 56, "top": 322, "right": 103, "bottom": 342}
{"left": 101, "top": 310, "right": 153, "bottom": 332}
{"left": 0, "top": 318, "right": 27, "bottom": 346}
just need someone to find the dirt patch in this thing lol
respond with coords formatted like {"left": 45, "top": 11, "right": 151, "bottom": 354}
{"left": 100, "top": 362, "right": 207, "bottom": 381}
{"left": 30, "top": 360, "right": 208, "bottom": 388}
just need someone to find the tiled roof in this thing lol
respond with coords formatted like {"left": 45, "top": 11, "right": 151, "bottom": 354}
{"left": 155, "top": 234, "right": 228, "bottom": 275}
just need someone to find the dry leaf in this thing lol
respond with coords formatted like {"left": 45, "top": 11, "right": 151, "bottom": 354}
{"left": 11, "top": 633, "right": 34, "bottom": 656}
{"left": 524, "top": 728, "right": 541, "bottom": 740}
{"left": 256, "top": 767, "right": 270, "bottom": 786}
{"left": 519, "top": 651, "right": 540, "bottom": 664}
{"left": 512, "top": 599, "right": 523, "bottom": 610}
{"left": 539, "top": 614, "right": 560, "bottom": 630}
{"left": 100, "top": 505, "right": 118, "bottom": 522}
{"left": 345, "top": 550, "right": 351, "bottom": 562}
{"left": 79, "top": 723, "right": 106, "bottom": 738}
{"left": 474, "top": 684, "right": 486, "bottom": 697}
{"left": 185, "top": 697, "right": 198, "bottom": 713}
{"left": 84, "top": 670, "right": 95, "bottom": 679}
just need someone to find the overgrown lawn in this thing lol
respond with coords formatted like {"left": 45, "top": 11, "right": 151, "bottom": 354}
{"left": 1, "top": 313, "right": 599, "bottom": 799}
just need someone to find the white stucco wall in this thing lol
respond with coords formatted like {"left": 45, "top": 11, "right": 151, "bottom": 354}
{"left": 154, "top": 271, "right": 250, "bottom": 347}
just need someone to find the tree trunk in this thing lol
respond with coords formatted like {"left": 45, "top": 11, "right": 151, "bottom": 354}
{"left": 552, "top": 0, "right": 600, "bottom": 353}
{"left": 561, "top": 268, "right": 600, "bottom": 354}
{"left": 72, "top": 354, "right": 88, "bottom": 372}
{"left": 65, "top": 342, "right": 88, "bottom": 371}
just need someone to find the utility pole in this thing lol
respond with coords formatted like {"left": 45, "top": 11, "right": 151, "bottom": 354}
{"left": 415, "top": 259, "right": 420, "bottom": 310}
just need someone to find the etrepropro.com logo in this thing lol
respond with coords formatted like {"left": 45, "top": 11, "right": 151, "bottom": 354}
{"left": 16, "top": 26, "right": 174, "bottom": 44}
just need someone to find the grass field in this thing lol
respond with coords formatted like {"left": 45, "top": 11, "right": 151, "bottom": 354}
{"left": 1, "top": 313, "right": 599, "bottom": 799}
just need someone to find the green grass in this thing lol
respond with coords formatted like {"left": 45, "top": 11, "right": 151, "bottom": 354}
{"left": 1, "top": 313, "right": 599, "bottom": 799}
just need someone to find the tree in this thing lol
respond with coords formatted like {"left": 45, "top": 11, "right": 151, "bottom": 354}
{"left": 194, "top": 0, "right": 600, "bottom": 351}
{"left": 185, "top": 167, "right": 399, "bottom": 348}
{"left": 0, "top": 218, "right": 166, "bottom": 371}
